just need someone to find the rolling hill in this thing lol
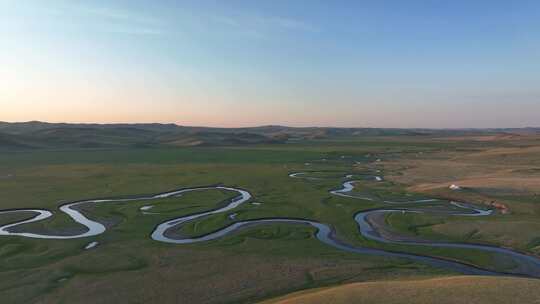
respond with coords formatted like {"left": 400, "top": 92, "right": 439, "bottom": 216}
{"left": 261, "top": 276, "right": 540, "bottom": 304}
{"left": 0, "top": 121, "right": 538, "bottom": 150}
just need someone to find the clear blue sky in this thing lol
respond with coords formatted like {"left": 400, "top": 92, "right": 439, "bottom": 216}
{"left": 2, "top": 0, "right": 539, "bottom": 127}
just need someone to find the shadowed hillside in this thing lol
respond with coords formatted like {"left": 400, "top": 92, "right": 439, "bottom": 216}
{"left": 0, "top": 121, "right": 538, "bottom": 150}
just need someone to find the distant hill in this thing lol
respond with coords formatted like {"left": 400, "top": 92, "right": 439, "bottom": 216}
{"left": 0, "top": 121, "right": 538, "bottom": 151}
{"left": 0, "top": 121, "right": 288, "bottom": 150}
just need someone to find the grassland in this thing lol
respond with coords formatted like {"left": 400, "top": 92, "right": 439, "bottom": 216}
{"left": 0, "top": 128, "right": 539, "bottom": 303}
{"left": 381, "top": 137, "right": 540, "bottom": 255}
{"left": 260, "top": 276, "right": 540, "bottom": 304}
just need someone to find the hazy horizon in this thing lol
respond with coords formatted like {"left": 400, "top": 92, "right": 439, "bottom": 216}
{"left": 2, "top": 119, "right": 540, "bottom": 130}
{"left": 2, "top": 1, "right": 539, "bottom": 128}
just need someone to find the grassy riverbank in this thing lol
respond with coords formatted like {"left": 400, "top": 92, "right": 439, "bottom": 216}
{"left": 0, "top": 133, "right": 539, "bottom": 303}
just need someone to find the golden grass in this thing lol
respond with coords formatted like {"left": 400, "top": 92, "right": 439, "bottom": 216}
{"left": 384, "top": 142, "right": 540, "bottom": 203}
{"left": 409, "top": 176, "right": 540, "bottom": 194}
{"left": 261, "top": 276, "right": 540, "bottom": 304}
{"left": 381, "top": 139, "right": 540, "bottom": 251}
{"left": 463, "top": 146, "right": 540, "bottom": 158}
{"left": 432, "top": 134, "right": 526, "bottom": 141}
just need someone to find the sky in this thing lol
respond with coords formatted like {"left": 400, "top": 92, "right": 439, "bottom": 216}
{"left": 1, "top": 0, "right": 539, "bottom": 128}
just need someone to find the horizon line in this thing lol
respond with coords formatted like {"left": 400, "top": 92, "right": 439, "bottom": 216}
{"left": 1, "top": 120, "right": 538, "bottom": 131}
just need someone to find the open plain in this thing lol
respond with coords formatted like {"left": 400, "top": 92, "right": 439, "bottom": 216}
{"left": 0, "top": 124, "right": 539, "bottom": 303}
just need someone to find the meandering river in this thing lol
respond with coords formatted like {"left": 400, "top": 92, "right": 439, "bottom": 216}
{"left": 1, "top": 171, "right": 539, "bottom": 278}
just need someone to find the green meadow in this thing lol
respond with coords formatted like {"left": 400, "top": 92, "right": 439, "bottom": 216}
{"left": 0, "top": 136, "right": 539, "bottom": 303}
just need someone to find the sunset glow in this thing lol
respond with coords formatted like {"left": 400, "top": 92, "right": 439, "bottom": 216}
{"left": 2, "top": 0, "right": 539, "bottom": 127}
